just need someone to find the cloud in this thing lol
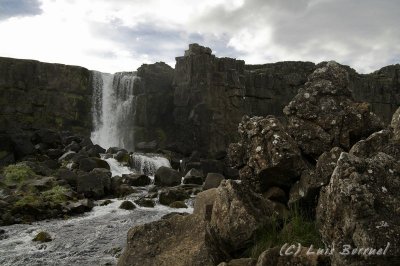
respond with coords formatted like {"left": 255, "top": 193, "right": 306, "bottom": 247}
{"left": 0, "top": 0, "right": 42, "bottom": 20}
{"left": 0, "top": 0, "right": 398, "bottom": 73}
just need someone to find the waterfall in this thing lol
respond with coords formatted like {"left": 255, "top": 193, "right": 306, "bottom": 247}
{"left": 130, "top": 153, "right": 171, "bottom": 176}
{"left": 91, "top": 71, "right": 137, "bottom": 151}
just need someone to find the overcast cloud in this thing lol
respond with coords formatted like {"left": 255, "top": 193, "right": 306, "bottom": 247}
{"left": 0, "top": 0, "right": 398, "bottom": 73}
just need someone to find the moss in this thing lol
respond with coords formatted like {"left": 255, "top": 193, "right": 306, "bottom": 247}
{"left": 41, "top": 185, "right": 69, "bottom": 204}
{"left": 32, "top": 231, "right": 52, "bottom": 242}
{"left": 155, "top": 128, "right": 167, "bottom": 144}
{"left": 14, "top": 193, "right": 43, "bottom": 208}
{"left": 3, "top": 163, "right": 35, "bottom": 185}
{"left": 245, "top": 205, "right": 323, "bottom": 258}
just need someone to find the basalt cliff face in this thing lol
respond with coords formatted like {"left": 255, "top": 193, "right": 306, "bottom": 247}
{"left": 0, "top": 45, "right": 399, "bottom": 158}
{"left": 0, "top": 57, "right": 93, "bottom": 136}
{"left": 171, "top": 44, "right": 400, "bottom": 157}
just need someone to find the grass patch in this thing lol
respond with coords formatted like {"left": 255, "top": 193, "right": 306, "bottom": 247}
{"left": 2, "top": 163, "right": 35, "bottom": 185}
{"left": 14, "top": 193, "right": 44, "bottom": 208}
{"left": 41, "top": 185, "right": 69, "bottom": 204}
{"left": 246, "top": 205, "right": 323, "bottom": 258}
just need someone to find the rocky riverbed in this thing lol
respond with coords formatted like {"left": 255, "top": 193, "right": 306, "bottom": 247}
{"left": 0, "top": 198, "right": 192, "bottom": 266}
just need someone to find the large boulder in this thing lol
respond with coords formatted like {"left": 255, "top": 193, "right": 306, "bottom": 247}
{"left": 283, "top": 61, "right": 384, "bottom": 159}
{"left": 183, "top": 168, "right": 204, "bottom": 185}
{"left": 228, "top": 115, "right": 306, "bottom": 191}
{"left": 76, "top": 168, "right": 112, "bottom": 199}
{"left": 117, "top": 214, "right": 220, "bottom": 266}
{"left": 209, "top": 180, "right": 274, "bottom": 254}
{"left": 154, "top": 166, "right": 182, "bottom": 186}
{"left": 256, "top": 246, "right": 329, "bottom": 266}
{"left": 159, "top": 187, "right": 190, "bottom": 206}
{"left": 316, "top": 152, "right": 400, "bottom": 265}
{"left": 78, "top": 157, "right": 110, "bottom": 172}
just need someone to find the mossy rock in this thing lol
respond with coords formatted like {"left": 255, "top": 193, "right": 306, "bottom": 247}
{"left": 169, "top": 201, "right": 187, "bottom": 208}
{"left": 119, "top": 200, "right": 136, "bottom": 210}
{"left": 41, "top": 185, "right": 70, "bottom": 204}
{"left": 2, "top": 163, "right": 35, "bottom": 185}
{"left": 32, "top": 231, "right": 52, "bottom": 242}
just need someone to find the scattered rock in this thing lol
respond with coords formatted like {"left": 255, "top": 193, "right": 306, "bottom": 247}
{"left": 119, "top": 201, "right": 136, "bottom": 210}
{"left": 78, "top": 157, "right": 110, "bottom": 172}
{"left": 100, "top": 199, "right": 113, "bottom": 206}
{"left": 134, "top": 198, "right": 155, "bottom": 208}
{"left": 263, "top": 186, "right": 287, "bottom": 204}
{"left": 183, "top": 168, "right": 204, "bottom": 185}
{"left": 32, "top": 231, "right": 52, "bottom": 242}
{"left": 76, "top": 168, "right": 111, "bottom": 199}
{"left": 154, "top": 166, "right": 182, "bottom": 186}
{"left": 122, "top": 174, "right": 151, "bottom": 186}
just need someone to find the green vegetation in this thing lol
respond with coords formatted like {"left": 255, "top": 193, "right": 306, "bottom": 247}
{"left": 41, "top": 185, "right": 69, "bottom": 204}
{"left": 32, "top": 231, "right": 52, "bottom": 242}
{"left": 3, "top": 163, "right": 35, "bottom": 185}
{"left": 246, "top": 205, "right": 323, "bottom": 258}
{"left": 14, "top": 193, "right": 44, "bottom": 208}
{"left": 155, "top": 128, "right": 167, "bottom": 144}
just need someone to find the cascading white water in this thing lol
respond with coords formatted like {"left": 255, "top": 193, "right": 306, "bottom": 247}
{"left": 91, "top": 71, "right": 137, "bottom": 151}
{"left": 130, "top": 153, "right": 171, "bottom": 176}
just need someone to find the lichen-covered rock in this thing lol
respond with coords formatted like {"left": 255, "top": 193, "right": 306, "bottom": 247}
{"left": 289, "top": 147, "right": 343, "bottom": 212}
{"left": 390, "top": 106, "right": 400, "bottom": 140}
{"left": 32, "top": 231, "right": 52, "bottom": 243}
{"left": 316, "top": 152, "right": 400, "bottom": 265}
{"left": 210, "top": 180, "right": 274, "bottom": 254}
{"left": 284, "top": 61, "right": 384, "bottom": 158}
{"left": 228, "top": 115, "right": 306, "bottom": 191}
{"left": 218, "top": 258, "right": 256, "bottom": 266}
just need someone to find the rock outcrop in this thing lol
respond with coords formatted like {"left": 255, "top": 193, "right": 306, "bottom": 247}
{"left": 284, "top": 61, "right": 384, "bottom": 158}
{"left": 228, "top": 115, "right": 306, "bottom": 191}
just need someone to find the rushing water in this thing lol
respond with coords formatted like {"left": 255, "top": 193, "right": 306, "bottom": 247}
{"left": 0, "top": 199, "right": 192, "bottom": 266}
{"left": 91, "top": 71, "right": 137, "bottom": 151}
{"left": 0, "top": 158, "right": 193, "bottom": 266}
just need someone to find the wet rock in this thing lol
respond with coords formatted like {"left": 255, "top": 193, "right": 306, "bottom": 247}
{"left": 46, "top": 149, "right": 64, "bottom": 160}
{"left": 203, "top": 173, "right": 225, "bottom": 190}
{"left": 159, "top": 187, "right": 190, "bottom": 206}
{"left": 115, "top": 150, "right": 130, "bottom": 163}
{"left": 284, "top": 61, "right": 384, "bottom": 158}
{"left": 183, "top": 168, "right": 204, "bottom": 185}
{"left": 100, "top": 199, "right": 113, "bottom": 206}
{"left": 161, "top": 212, "right": 189, "bottom": 220}
{"left": 135, "top": 141, "right": 158, "bottom": 153}
{"left": 79, "top": 157, "right": 110, "bottom": 172}
{"left": 154, "top": 166, "right": 182, "bottom": 186}
{"left": 76, "top": 168, "right": 111, "bottom": 199}
{"left": 134, "top": 198, "right": 155, "bottom": 208}
{"left": 210, "top": 180, "right": 274, "bottom": 254}
{"left": 32, "top": 231, "right": 52, "bottom": 243}
{"left": 58, "top": 151, "right": 76, "bottom": 162}
{"left": 228, "top": 115, "right": 306, "bottom": 192}
{"left": 117, "top": 214, "right": 218, "bottom": 266}
{"left": 64, "top": 141, "right": 81, "bottom": 152}
{"left": 122, "top": 174, "right": 151, "bottom": 186}
{"left": 169, "top": 201, "right": 187, "bottom": 208}
{"left": 316, "top": 152, "right": 400, "bottom": 265}
{"left": 67, "top": 199, "right": 94, "bottom": 214}
{"left": 119, "top": 201, "right": 136, "bottom": 210}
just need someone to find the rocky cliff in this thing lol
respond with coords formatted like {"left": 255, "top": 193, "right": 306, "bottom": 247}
{"left": 172, "top": 44, "right": 400, "bottom": 157}
{"left": 0, "top": 57, "right": 92, "bottom": 135}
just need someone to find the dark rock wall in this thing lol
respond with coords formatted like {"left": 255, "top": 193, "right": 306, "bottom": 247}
{"left": 132, "top": 62, "right": 175, "bottom": 147}
{"left": 0, "top": 57, "right": 92, "bottom": 136}
{"left": 172, "top": 44, "right": 400, "bottom": 157}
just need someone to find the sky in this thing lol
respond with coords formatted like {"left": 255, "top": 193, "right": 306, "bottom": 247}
{"left": 0, "top": 0, "right": 399, "bottom": 74}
